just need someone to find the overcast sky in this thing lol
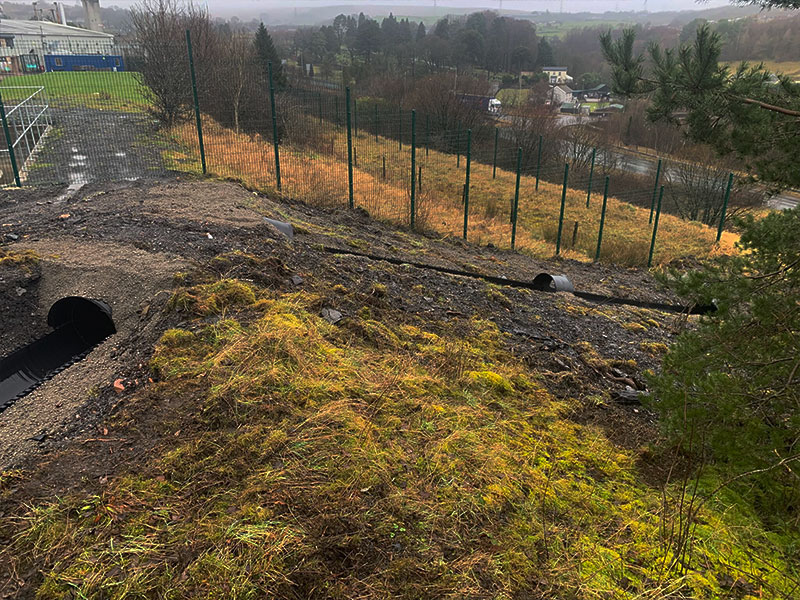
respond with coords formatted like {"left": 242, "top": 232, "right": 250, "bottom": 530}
{"left": 73, "top": 0, "right": 734, "bottom": 18}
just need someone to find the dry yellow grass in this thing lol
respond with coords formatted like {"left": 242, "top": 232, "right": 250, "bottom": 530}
{"left": 722, "top": 60, "right": 800, "bottom": 81}
{"left": 167, "top": 117, "right": 738, "bottom": 266}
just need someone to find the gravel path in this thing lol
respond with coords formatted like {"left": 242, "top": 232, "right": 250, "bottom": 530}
{"left": 24, "top": 106, "right": 170, "bottom": 186}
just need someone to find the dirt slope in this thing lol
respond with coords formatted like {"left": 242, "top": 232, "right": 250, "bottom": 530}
{"left": 0, "top": 176, "right": 719, "bottom": 598}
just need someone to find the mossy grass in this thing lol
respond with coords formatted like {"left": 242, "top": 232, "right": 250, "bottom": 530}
{"left": 0, "top": 247, "right": 39, "bottom": 271}
{"left": 3, "top": 280, "right": 797, "bottom": 598}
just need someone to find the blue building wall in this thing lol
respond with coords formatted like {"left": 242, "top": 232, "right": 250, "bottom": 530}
{"left": 44, "top": 54, "right": 125, "bottom": 72}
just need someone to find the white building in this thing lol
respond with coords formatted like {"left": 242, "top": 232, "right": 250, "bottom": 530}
{"left": 551, "top": 84, "right": 573, "bottom": 106}
{"left": 0, "top": 19, "right": 115, "bottom": 74}
{"left": 542, "top": 66, "right": 573, "bottom": 85}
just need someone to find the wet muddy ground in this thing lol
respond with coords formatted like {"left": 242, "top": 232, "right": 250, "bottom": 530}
{"left": 23, "top": 107, "right": 169, "bottom": 187}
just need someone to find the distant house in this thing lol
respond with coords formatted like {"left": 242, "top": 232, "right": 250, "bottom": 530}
{"left": 592, "top": 104, "right": 625, "bottom": 118}
{"left": 542, "top": 66, "right": 573, "bottom": 85}
{"left": 550, "top": 84, "right": 573, "bottom": 105}
{"left": 570, "top": 84, "right": 611, "bottom": 103}
{"left": 559, "top": 102, "right": 579, "bottom": 114}
{"left": 560, "top": 102, "right": 590, "bottom": 116}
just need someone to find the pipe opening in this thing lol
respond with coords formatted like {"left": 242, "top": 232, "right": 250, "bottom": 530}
{"left": 532, "top": 273, "right": 575, "bottom": 293}
{"left": 0, "top": 297, "right": 115, "bottom": 410}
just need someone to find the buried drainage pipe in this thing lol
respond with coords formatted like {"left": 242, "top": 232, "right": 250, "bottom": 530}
{"left": 322, "top": 246, "right": 715, "bottom": 315}
{"left": 0, "top": 297, "right": 116, "bottom": 412}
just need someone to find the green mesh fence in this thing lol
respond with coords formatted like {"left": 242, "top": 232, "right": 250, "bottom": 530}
{"left": 0, "top": 35, "right": 734, "bottom": 266}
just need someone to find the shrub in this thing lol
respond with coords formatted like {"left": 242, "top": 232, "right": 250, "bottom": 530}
{"left": 649, "top": 207, "right": 800, "bottom": 522}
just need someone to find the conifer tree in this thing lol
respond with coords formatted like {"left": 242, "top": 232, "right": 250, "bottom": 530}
{"left": 601, "top": 24, "right": 800, "bottom": 188}
{"left": 536, "top": 37, "right": 554, "bottom": 67}
{"left": 254, "top": 22, "right": 286, "bottom": 87}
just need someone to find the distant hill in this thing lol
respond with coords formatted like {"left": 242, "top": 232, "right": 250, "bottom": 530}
{"left": 257, "top": 4, "right": 788, "bottom": 28}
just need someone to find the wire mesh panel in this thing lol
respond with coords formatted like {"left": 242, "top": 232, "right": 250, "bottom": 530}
{"left": 0, "top": 40, "right": 165, "bottom": 186}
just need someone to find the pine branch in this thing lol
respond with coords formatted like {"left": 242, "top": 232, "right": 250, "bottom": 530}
{"left": 738, "top": 96, "right": 800, "bottom": 118}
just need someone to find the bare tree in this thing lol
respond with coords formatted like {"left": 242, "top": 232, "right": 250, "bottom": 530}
{"left": 217, "top": 29, "right": 260, "bottom": 133}
{"left": 559, "top": 118, "right": 601, "bottom": 171}
{"left": 404, "top": 74, "right": 490, "bottom": 137}
{"left": 502, "top": 105, "right": 561, "bottom": 171}
{"left": 130, "top": 0, "right": 216, "bottom": 126}
{"left": 665, "top": 146, "right": 762, "bottom": 225}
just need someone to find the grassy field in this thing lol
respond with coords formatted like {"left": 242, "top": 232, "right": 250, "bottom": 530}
{"left": 0, "top": 71, "right": 147, "bottom": 110}
{"left": 720, "top": 60, "right": 800, "bottom": 81}
{"left": 496, "top": 88, "right": 531, "bottom": 107}
{"left": 536, "top": 19, "right": 630, "bottom": 38}
{"left": 167, "top": 115, "right": 737, "bottom": 267}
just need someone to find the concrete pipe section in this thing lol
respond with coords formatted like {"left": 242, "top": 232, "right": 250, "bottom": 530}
{"left": 0, "top": 297, "right": 115, "bottom": 411}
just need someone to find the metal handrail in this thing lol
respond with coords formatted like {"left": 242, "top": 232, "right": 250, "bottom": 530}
{"left": 2, "top": 86, "right": 46, "bottom": 117}
{"left": 9, "top": 105, "right": 49, "bottom": 148}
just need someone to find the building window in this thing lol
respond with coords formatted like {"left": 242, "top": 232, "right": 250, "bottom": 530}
{"left": 55, "top": 58, "right": 63, "bottom": 67}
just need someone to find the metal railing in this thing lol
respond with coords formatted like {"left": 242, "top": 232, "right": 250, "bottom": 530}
{"left": 0, "top": 85, "right": 52, "bottom": 185}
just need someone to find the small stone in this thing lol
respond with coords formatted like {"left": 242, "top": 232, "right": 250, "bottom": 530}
{"left": 31, "top": 433, "right": 46, "bottom": 442}
{"left": 611, "top": 389, "right": 643, "bottom": 405}
{"left": 58, "top": 213, "right": 71, "bottom": 219}
{"left": 320, "top": 308, "right": 342, "bottom": 324}
{"left": 290, "top": 275, "right": 304, "bottom": 286}
{"left": 113, "top": 378, "right": 125, "bottom": 393}
{"left": 263, "top": 217, "right": 294, "bottom": 241}
{"left": 15, "top": 287, "right": 26, "bottom": 296}
{"left": 5, "top": 233, "right": 19, "bottom": 241}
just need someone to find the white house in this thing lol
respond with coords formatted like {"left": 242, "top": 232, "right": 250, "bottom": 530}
{"left": 542, "top": 66, "right": 573, "bottom": 85}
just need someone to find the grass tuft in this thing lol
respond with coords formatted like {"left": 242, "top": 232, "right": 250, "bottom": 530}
{"left": 0, "top": 247, "right": 39, "bottom": 271}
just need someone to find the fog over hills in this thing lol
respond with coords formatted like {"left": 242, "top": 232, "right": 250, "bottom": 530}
{"left": 48, "top": 0, "right": 765, "bottom": 23}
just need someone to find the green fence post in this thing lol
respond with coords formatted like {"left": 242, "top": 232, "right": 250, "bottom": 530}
{"left": 410, "top": 109, "right": 417, "bottom": 229}
{"left": 268, "top": 61, "right": 281, "bottom": 191}
{"left": 492, "top": 126, "right": 499, "bottom": 179}
{"left": 556, "top": 162, "right": 569, "bottom": 255}
{"left": 185, "top": 29, "right": 206, "bottom": 175}
{"left": 716, "top": 172, "right": 734, "bottom": 242}
{"left": 346, "top": 87, "right": 354, "bottom": 209}
{"left": 535, "top": 134, "right": 543, "bottom": 191}
{"left": 648, "top": 185, "right": 665, "bottom": 267}
{"left": 425, "top": 114, "right": 430, "bottom": 157}
{"left": 463, "top": 129, "right": 472, "bottom": 240}
{"left": 586, "top": 147, "right": 596, "bottom": 207}
{"left": 398, "top": 105, "right": 402, "bottom": 151}
{"left": 594, "top": 176, "right": 609, "bottom": 262}
{"left": 0, "top": 90, "right": 21, "bottom": 187}
{"left": 511, "top": 147, "right": 522, "bottom": 249}
{"left": 456, "top": 129, "right": 461, "bottom": 168}
{"left": 649, "top": 159, "right": 662, "bottom": 225}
